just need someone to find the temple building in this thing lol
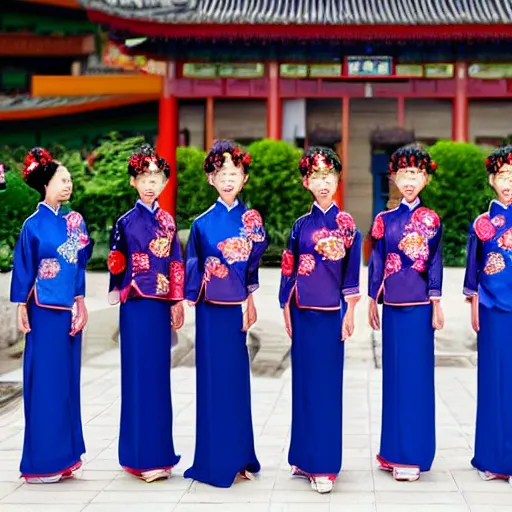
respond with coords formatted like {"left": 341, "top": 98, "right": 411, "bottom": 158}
{"left": 8, "top": 0, "right": 512, "bottom": 228}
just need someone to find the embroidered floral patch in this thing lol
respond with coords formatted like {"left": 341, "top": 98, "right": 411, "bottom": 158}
{"left": 205, "top": 256, "right": 229, "bottom": 280}
{"left": 484, "top": 252, "right": 506, "bottom": 275}
{"left": 57, "top": 211, "right": 89, "bottom": 264}
{"left": 491, "top": 215, "right": 506, "bottom": 228}
{"left": 132, "top": 252, "right": 150, "bottom": 274}
{"left": 336, "top": 212, "right": 356, "bottom": 248}
{"left": 384, "top": 253, "right": 402, "bottom": 278}
{"left": 371, "top": 214, "right": 385, "bottom": 240}
{"left": 149, "top": 237, "right": 171, "bottom": 258}
{"left": 412, "top": 259, "right": 427, "bottom": 272}
{"left": 38, "top": 258, "right": 60, "bottom": 279}
{"left": 474, "top": 213, "right": 496, "bottom": 242}
{"left": 312, "top": 228, "right": 331, "bottom": 244}
{"left": 298, "top": 254, "right": 316, "bottom": 276}
{"left": 410, "top": 207, "right": 440, "bottom": 240}
{"left": 398, "top": 232, "right": 429, "bottom": 261}
{"left": 497, "top": 228, "right": 512, "bottom": 250}
{"left": 241, "top": 209, "right": 265, "bottom": 243}
{"left": 314, "top": 235, "right": 346, "bottom": 261}
{"left": 217, "top": 237, "right": 252, "bottom": 264}
{"left": 281, "top": 250, "right": 294, "bottom": 277}
{"left": 156, "top": 273, "right": 170, "bottom": 295}
{"left": 156, "top": 209, "right": 176, "bottom": 235}
{"left": 169, "top": 260, "right": 185, "bottom": 299}
{"left": 65, "top": 211, "right": 83, "bottom": 231}
{"left": 108, "top": 250, "right": 126, "bottom": 275}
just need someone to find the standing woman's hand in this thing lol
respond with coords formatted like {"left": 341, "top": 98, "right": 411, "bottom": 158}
{"left": 70, "top": 297, "right": 88, "bottom": 336}
{"left": 17, "top": 304, "right": 31, "bottom": 334}
{"left": 171, "top": 302, "right": 185, "bottom": 330}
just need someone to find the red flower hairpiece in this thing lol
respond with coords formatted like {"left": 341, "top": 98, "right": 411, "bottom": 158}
{"left": 128, "top": 154, "right": 159, "bottom": 174}
{"left": 23, "top": 148, "right": 53, "bottom": 180}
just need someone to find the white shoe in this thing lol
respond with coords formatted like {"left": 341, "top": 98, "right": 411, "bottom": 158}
{"left": 310, "top": 476, "right": 334, "bottom": 494}
{"left": 478, "top": 470, "right": 508, "bottom": 481}
{"left": 140, "top": 469, "right": 171, "bottom": 482}
{"left": 25, "top": 475, "right": 62, "bottom": 484}
{"left": 392, "top": 466, "right": 420, "bottom": 482}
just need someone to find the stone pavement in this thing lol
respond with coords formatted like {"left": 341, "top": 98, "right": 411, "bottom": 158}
{"left": 0, "top": 349, "right": 511, "bottom": 512}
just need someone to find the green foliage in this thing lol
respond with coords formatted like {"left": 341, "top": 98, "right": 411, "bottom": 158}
{"left": 422, "top": 140, "right": 494, "bottom": 266}
{"left": 0, "top": 147, "right": 38, "bottom": 272}
{"left": 244, "top": 139, "right": 310, "bottom": 251}
{"left": 1, "top": 137, "right": 309, "bottom": 271}
{"left": 175, "top": 146, "right": 215, "bottom": 229}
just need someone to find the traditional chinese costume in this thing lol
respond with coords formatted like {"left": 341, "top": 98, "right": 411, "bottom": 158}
{"left": 464, "top": 199, "right": 512, "bottom": 478}
{"left": 369, "top": 198, "right": 442, "bottom": 472}
{"left": 184, "top": 199, "right": 268, "bottom": 488}
{"left": 279, "top": 202, "right": 361, "bottom": 479}
{"left": 108, "top": 199, "right": 184, "bottom": 476}
{"left": 10, "top": 203, "right": 92, "bottom": 479}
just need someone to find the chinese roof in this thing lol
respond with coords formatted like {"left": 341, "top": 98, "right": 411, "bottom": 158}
{"left": 80, "top": 0, "right": 512, "bottom": 25}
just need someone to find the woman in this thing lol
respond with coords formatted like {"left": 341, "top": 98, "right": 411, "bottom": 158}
{"left": 464, "top": 145, "right": 512, "bottom": 482}
{"left": 10, "top": 147, "right": 92, "bottom": 483}
{"left": 184, "top": 140, "right": 268, "bottom": 487}
{"left": 368, "top": 144, "right": 444, "bottom": 482}
{"left": 279, "top": 147, "right": 361, "bottom": 494}
{"left": 107, "top": 144, "right": 184, "bottom": 482}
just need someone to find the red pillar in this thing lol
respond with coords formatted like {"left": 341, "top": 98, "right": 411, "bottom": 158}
{"left": 397, "top": 96, "right": 405, "bottom": 127}
{"left": 157, "top": 61, "right": 178, "bottom": 216}
{"left": 452, "top": 62, "right": 469, "bottom": 142}
{"left": 266, "top": 61, "right": 282, "bottom": 139}
{"left": 205, "top": 97, "right": 214, "bottom": 150}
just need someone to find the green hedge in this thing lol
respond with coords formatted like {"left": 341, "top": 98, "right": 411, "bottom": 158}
{"left": 0, "top": 137, "right": 310, "bottom": 271}
{"left": 0, "top": 137, "right": 499, "bottom": 272}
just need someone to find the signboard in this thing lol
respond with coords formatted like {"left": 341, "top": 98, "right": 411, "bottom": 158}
{"left": 395, "top": 64, "right": 424, "bottom": 78}
{"left": 469, "top": 63, "right": 512, "bottom": 79}
{"left": 424, "top": 63, "right": 454, "bottom": 78}
{"left": 346, "top": 56, "right": 392, "bottom": 77}
{"left": 182, "top": 63, "right": 217, "bottom": 78}
{"left": 309, "top": 64, "right": 342, "bottom": 77}
{"left": 182, "top": 63, "right": 264, "bottom": 79}
{"left": 218, "top": 63, "right": 264, "bottom": 78}
{"left": 279, "top": 64, "right": 308, "bottom": 78}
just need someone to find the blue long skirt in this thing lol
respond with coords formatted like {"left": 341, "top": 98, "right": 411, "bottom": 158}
{"left": 119, "top": 298, "right": 180, "bottom": 472}
{"left": 21, "top": 302, "right": 85, "bottom": 477}
{"left": 380, "top": 304, "right": 435, "bottom": 471}
{"left": 472, "top": 305, "right": 512, "bottom": 476}
{"left": 184, "top": 299, "right": 260, "bottom": 487}
{"left": 288, "top": 302, "right": 345, "bottom": 476}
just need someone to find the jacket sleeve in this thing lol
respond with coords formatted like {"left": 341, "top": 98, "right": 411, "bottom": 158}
{"left": 107, "top": 219, "right": 128, "bottom": 305}
{"left": 10, "top": 222, "right": 37, "bottom": 304}
{"left": 428, "top": 224, "right": 443, "bottom": 299}
{"left": 75, "top": 218, "right": 94, "bottom": 299}
{"left": 184, "top": 221, "right": 203, "bottom": 303}
{"left": 368, "top": 214, "right": 385, "bottom": 301}
{"left": 342, "top": 230, "right": 361, "bottom": 297}
{"left": 246, "top": 225, "right": 269, "bottom": 295}
{"left": 279, "top": 221, "right": 300, "bottom": 308}
{"left": 463, "top": 223, "right": 480, "bottom": 298}
{"left": 169, "top": 227, "right": 185, "bottom": 302}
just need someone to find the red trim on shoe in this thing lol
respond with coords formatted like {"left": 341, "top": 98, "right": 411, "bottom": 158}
{"left": 311, "top": 474, "right": 337, "bottom": 482}
{"left": 21, "top": 460, "right": 83, "bottom": 480}
{"left": 376, "top": 454, "right": 419, "bottom": 471}
{"left": 122, "top": 465, "right": 173, "bottom": 477}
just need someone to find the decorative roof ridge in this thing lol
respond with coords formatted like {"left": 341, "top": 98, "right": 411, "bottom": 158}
{"left": 78, "top": 0, "right": 512, "bottom": 25}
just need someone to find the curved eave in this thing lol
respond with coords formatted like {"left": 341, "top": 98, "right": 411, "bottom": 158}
{"left": 87, "top": 11, "right": 512, "bottom": 40}
{"left": 0, "top": 94, "right": 159, "bottom": 121}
